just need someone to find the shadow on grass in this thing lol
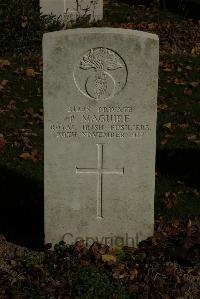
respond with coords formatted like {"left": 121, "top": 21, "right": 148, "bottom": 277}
{"left": 0, "top": 165, "right": 44, "bottom": 250}
{"left": 156, "top": 148, "right": 199, "bottom": 188}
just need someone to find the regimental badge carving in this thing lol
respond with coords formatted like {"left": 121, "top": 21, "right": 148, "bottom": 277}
{"left": 73, "top": 48, "right": 128, "bottom": 100}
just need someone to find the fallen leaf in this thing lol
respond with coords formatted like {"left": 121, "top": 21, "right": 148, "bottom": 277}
{"left": 183, "top": 224, "right": 200, "bottom": 249}
{"left": 178, "top": 123, "right": 189, "bottom": 129}
{"left": 190, "top": 82, "right": 199, "bottom": 88}
{"left": 102, "top": 254, "right": 117, "bottom": 263}
{"left": 30, "top": 149, "right": 39, "bottom": 163}
{"left": 184, "top": 87, "right": 193, "bottom": 95}
{"left": 161, "top": 139, "right": 168, "bottom": 145}
{"left": 19, "top": 149, "right": 39, "bottom": 163}
{"left": 0, "top": 80, "right": 9, "bottom": 91}
{"left": 0, "top": 134, "right": 6, "bottom": 149}
{"left": 129, "top": 268, "right": 138, "bottom": 280}
{"left": 187, "top": 134, "right": 197, "bottom": 141}
{"left": 165, "top": 266, "right": 177, "bottom": 277}
{"left": 25, "top": 68, "right": 35, "bottom": 77}
{"left": 112, "top": 263, "right": 126, "bottom": 279}
{"left": 74, "top": 239, "right": 85, "bottom": 254}
{"left": 163, "top": 192, "right": 177, "bottom": 209}
{"left": 80, "top": 259, "right": 90, "bottom": 267}
{"left": 147, "top": 22, "right": 157, "bottom": 30}
{"left": 22, "top": 136, "right": 32, "bottom": 149}
{"left": 157, "top": 104, "right": 168, "bottom": 111}
{"left": 7, "top": 100, "right": 16, "bottom": 110}
{"left": 163, "top": 67, "right": 172, "bottom": 72}
{"left": 33, "top": 113, "right": 43, "bottom": 122}
{"left": 163, "top": 122, "right": 172, "bottom": 130}
{"left": 0, "top": 234, "right": 6, "bottom": 241}
{"left": 174, "top": 78, "right": 186, "bottom": 85}
{"left": 0, "top": 59, "right": 10, "bottom": 69}
{"left": 186, "top": 65, "right": 192, "bottom": 70}
{"left": 19, "top": 152, "right": 32, "bottom": 160}
{"left": 193, "top": 190, "right": 199, "bottom": 196}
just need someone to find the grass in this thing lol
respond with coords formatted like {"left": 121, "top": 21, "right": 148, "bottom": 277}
{"left": 0, "top": 2, "right": 199, "bottom": 246}
{"left": 0, "top": 3, "right": 199, "bottom": 298}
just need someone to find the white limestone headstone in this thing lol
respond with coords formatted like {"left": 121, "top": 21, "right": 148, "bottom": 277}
{"left": 43, "top": 28, "right": 159, "bottom": 247}
{"left": 40, "top": 0, "right": 103, "bottom": 22}
{"left": 40, "top": 0, "right": 64, "bottom": 18}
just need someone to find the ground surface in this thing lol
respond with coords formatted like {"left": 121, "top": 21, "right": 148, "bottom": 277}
{"left": 0, "top": 2, "right": 199, "bottom": 298}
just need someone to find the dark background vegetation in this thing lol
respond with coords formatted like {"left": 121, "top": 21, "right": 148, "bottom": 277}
{"left": 0, "top": 0, "right": 199, "bottom": 248}
{"left": 0, "top": 1, "right": 199, "bottom": 297}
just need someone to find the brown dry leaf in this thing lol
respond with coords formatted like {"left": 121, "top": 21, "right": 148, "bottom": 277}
{"left": 33, "top": 113, "right": 43, "bottom": 122}
{"left": 190, "top": 82, "right": 199, "bottom": 88}
{"left": 21, "top": 22, "right": 28, "bottom": 28}
{"left": 191, "top": 45, "right": 200, "bottom": 55}
{"left": 163, "top": 122, "right": 172, "bottom": 130}
{"left": 19, "top": 152, "right": 31, "bottom": 160}
{"left": 171, "top": 111, "right": 176, "bottom": 116}
{"left": 0, "top": 59, "right": 10, "bottom": 69}
{"left": 31, "top": 149, "right": 39, "bottom": 163}
{"left": 163, "top": 192, "right": 177, "bottom": 209}
{"left": 165, "top": 266, "right": 177, "bottom": 278}
{"left": 128, "top": 283, "right": 140, "bottom": 294}
{"left": 184, "top": 223, "right": 200, "bottom": 249}
{"left": 174, "top": 78, "right": 186, "bottom": 85}
{"left": 0, "top": 80, "right": 9, "bottom": 91}
{"left": 7, "top": 100, "right": 16, "bottom": 110}
{"left": 194, "top": 140, "right": 200, "bottom": 144}
{"left": 0, "top": 134, "right": 6, "bottom": 149}
{"left": 165, "top": 134, "right": 174, "bottom": 138}
{"left": 80, "top": 259, "right": 90, "bottom": 267}
{"left": 129, "top": 269, "right": 138, "bottom": 280}
{"left": 161, "top": 139, "right": 168, "bottom": 145}
{"left": 19, "top": 150, "right": 39, "bottom": 163}
{"left": 187, "top": 219, "right": 192, "bottom": 228}
{"left": 187, "top": 134, "right": 197, "bottom": 141}
{"left": 193, "top": 190, "right": 200, "bottom": 197}
{"left": 74, "top": 239, "right": 85, "bottom": 254}
{"left": 178, "top": 123, "right": 189, "bottom": 129}
{"left": 19, "top": 152, "right": 32, "bottom": 160}
{"left": 0, "top": 234, "right": 6, "bottom": 241}
{"left": 26, "top": 107, "right": 34, "bottom": 115}
{"left": 157, "top": 104, "right": 168, "bottom": 112}
{"left": 147, "top": 22, "right": 157, "bottom": 30}
{"left": 21, "top": 16, "right": 28, "bottom": 28}
{"left": 165, "top": 192, "right": 171, "bottom": 197}
{"left": 163, "top": 67, "right": 172, "bottom": 72}
{"left": 184, "top": 87, "right": 193, "bottom": 95}
{"left": 102, "top": 254, "right": 117, "bottom": 263}
{"left": 172, "top": 219, "right": 180, "bottom": 228}
{"left": 112, "top": 263, "right": 126, "bottom": 279}
{"left": 186, "top": 65, "right": 193, "bottom": 70}
{"left": 25, "top": 68, "right": 36, "bottom": 77}
{"left": 14, "top": 67, "right": 24, "bottom": 75}
{"left": 22, "top": 136, "right": 32, "bottom": 149}
{"left": 89, "top": 242, "right": 108, "bottom": 260}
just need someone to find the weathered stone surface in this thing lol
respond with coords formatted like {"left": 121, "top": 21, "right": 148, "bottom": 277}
{"left": 43, "top": 28, "right": 159, "bottom": 247}
{"left": 40, "top": 0, "right": 103, "bottom": 22}
{"left": 40, "top": 0, "right": 65, "bottom": 18}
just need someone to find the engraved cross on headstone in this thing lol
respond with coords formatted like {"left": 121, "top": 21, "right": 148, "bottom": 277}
{"left": 76, "top": 144, "right": 124, "bottom": 219}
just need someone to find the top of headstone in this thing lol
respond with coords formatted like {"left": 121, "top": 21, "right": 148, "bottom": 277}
{"left": 43, "top": 27, "right": 159, "bottom": 41}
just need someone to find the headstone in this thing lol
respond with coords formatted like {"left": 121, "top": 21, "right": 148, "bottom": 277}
{"left": 40, "top": 0, "right": 103, "bottom": 22}
{"left": 40, "top": 0, "right": 64, "bottom": 18}
{"left": 43, "top": 28, "right": 159, "bottom": 247}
